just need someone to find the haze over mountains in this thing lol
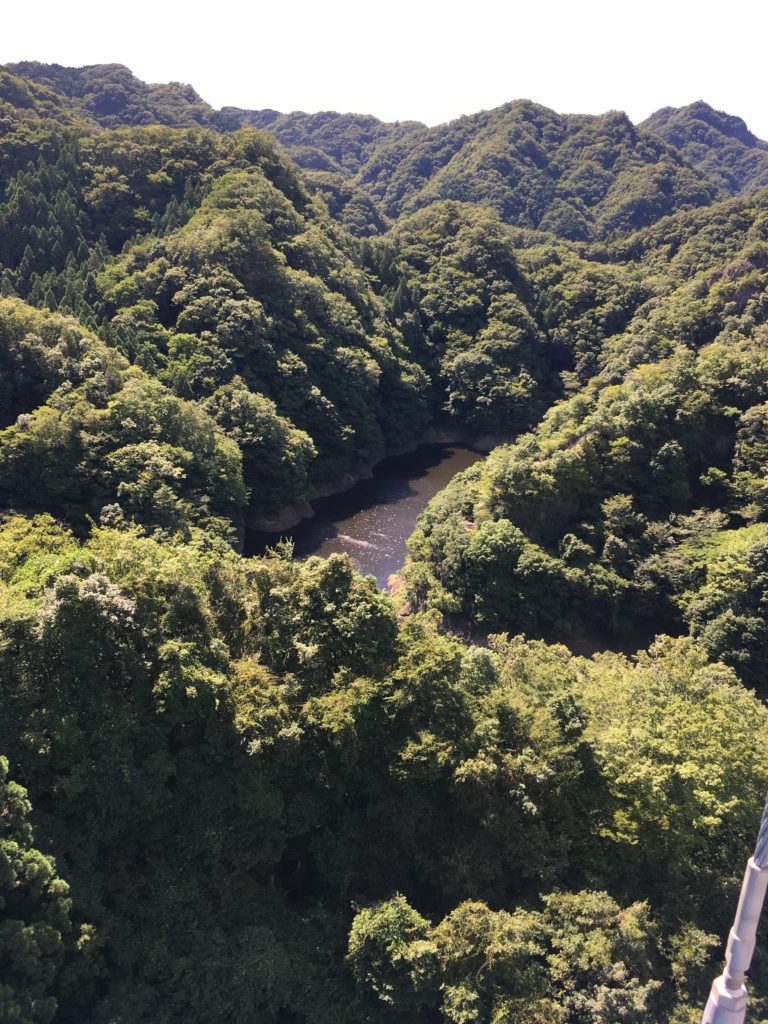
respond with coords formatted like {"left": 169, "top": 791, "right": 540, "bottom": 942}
{"left": 4, "top": 59, "right": 768, "bottom": 1024}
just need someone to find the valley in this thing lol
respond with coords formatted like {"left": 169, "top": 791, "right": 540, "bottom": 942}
{"left": 2, "top": 59, "right": 768, "bottom": 1024}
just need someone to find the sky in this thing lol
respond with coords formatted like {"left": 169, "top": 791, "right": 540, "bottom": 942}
{"left": 3, "top": 0, "right": 768, "bottom": 137}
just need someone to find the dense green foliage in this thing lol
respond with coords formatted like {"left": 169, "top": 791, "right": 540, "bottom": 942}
{"left": 366, "top": 202, "right": 558, "bottom": 432}
{"left": 223, "top": 108, "right": 421, "bottom": 177}
{"left": 97, "top": 155, "right": 430, "bottom": 492}
{"left": 2, "top": 60, "right": 768, "bottom": 1023}
{"left": 354, "top": 102, "right": 720, "bottom": 239}
{"left": 403, "top": 200, "right": 768, "bottom": 661}
{"left": 0, "top": 121, "right": 435, "bottom": 521}
{"left": 1, "top": 518, "right": 767, "bottom": 1022}
{"left": 7, "top": 62, "right": 221, "bottom": 130}
{"left": 0, "top": 756, "right": 95, "bottom": 1024}
{"left": 0, "top": 300, "right": 245, "bottom": 536}
{"left": 643, "top": 101, "right": 768, "bottom": 196}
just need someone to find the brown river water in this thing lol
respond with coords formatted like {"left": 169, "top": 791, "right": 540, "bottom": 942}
{"left": 245, "top": 443, "right": 484, "bottom": 587}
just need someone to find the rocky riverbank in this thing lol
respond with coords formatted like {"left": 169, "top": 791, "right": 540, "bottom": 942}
{"left": 244, "top": 426, "right": 508, "bottom": 533}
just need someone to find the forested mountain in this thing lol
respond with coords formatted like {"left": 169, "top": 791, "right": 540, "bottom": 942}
{"left": 220, "top": 107, "right": 422, "bottom": 175}
{"left": 0, "top": 67, "right": 85, "bottom": 130}
{"left": 14, "top": 63, "right": 768, "bottom": 240}
{"left": 2, "top": 60, "right": 768, "bottom": 1024}
{"left": 7, "top": 61, "right": 221, "bottom": 129}
{"left": 352, "top": 103, "right": 721, "bottom": 237}
{"left": 198, "top": 99, "right": 730, "bottom": 240}
{"left": 643, "top": 100, "right": 768, "bottom": 195}
{"left": 400, "top": 191, "right": 768, "bottom": 653}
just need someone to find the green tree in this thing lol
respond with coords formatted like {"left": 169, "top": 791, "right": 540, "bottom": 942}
{"left": 0, "top": 757, "right": 79, "bottom": 1024}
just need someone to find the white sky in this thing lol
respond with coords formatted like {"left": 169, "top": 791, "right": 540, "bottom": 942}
{"left": 3, "top": 0, "right": 768, "bottom": 137}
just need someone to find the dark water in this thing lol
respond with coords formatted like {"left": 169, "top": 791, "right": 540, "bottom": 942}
{"left": 245, "top": 444, "right": 484, "bottom": 587}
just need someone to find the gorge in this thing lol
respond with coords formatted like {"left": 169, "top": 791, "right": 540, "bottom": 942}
{"left": 3, "top": 59, "right": 768, "bottom": 1024}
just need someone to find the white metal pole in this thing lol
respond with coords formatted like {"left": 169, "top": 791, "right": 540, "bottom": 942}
{"left": 702, "top": 795, "right": 768, "bottom": 1023}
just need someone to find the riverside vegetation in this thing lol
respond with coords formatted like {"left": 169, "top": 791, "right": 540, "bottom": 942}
{"left": 3, "top": 62, "right": 768, "bottom": 1024}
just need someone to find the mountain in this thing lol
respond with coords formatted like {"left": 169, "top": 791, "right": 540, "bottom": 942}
{"left": 2, "top": 59, "right": 768, "bottom": 1024}
{"left": 643, "top": 99, "right": 768, "bottom": 195}
{"left": 9, "top": 62, "right": 766, "bottom": 242}
{"left": 350, "top": 100, "right": 722, "bottom": 239}
{"left": 0, "top": 65, "right": 85, "bottom": 127}
{"left": 220, "top": 107, "right": 423, "bottom": 175}
{"left": 7, "top": 60, "right": 221, "bottom": 129}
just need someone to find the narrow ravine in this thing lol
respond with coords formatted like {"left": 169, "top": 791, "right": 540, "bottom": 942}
{"left": 245, "top": 443, "right": 484, "bottom": 587}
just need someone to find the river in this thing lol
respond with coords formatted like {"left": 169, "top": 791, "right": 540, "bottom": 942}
{"left": 245, "top": 443, "right": 484, "bottom": 587}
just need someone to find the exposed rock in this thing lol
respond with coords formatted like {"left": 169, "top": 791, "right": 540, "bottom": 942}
{"left": 246, "top": 502, "right": 314, "bottom": 533}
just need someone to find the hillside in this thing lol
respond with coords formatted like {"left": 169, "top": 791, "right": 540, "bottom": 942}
{"left": 2, "top": 60, "right": 768, "bottom": 1024}
{"left": 643, "top": 100, "right": 768, "bottom": 195}
{"left": 11, "top": 62, "right": 768, "bottom": 242}
{"left": 401, "top": 187, "right": 768, "bottom": 632}
{"left": 220, "top": 107, "right": 423, "bottom": 175}
{"left": 7, "top": 60, "right": 221, "bottom": 129}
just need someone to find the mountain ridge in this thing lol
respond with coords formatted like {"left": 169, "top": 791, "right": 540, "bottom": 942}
{"left": 6, "top": 61, "right": 768, "bottom": 238}
{"left": 641, "top": 99, "right": 768, "bottom": 195}
{"left": 3, "top": 57, "right": 768, "bottom": 1024}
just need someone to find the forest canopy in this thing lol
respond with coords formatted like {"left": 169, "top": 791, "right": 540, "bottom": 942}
{"left": 2, "top": 60, "right": 768, "bottom": 1024}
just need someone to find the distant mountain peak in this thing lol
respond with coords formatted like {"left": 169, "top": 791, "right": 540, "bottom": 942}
{"left": 6, "top": 60, "right": 215, "bottom": 128}
{"left": 642, "top": 100, "right": 768, "bottom": 195}
{"left": 5, "top": 60, "right": 768, "bottom": 229}
{"left": 650, "top": 100, "right": 762, "bottom": 146}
